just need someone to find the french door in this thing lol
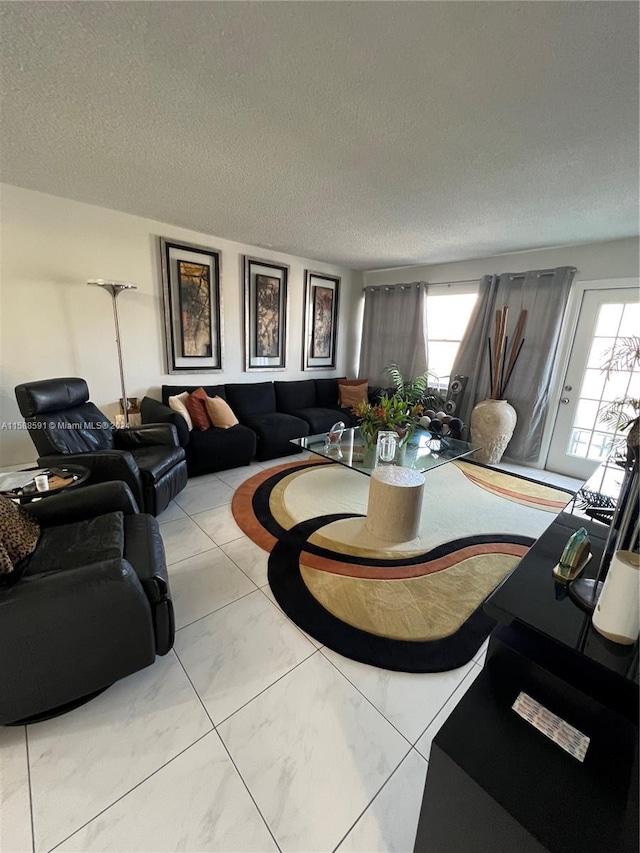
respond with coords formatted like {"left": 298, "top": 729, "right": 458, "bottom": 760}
{"left": 547, "top": 285, "right": 639, "bottom": 480}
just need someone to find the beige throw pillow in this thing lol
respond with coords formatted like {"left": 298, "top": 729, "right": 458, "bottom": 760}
{"left": 338, "top": 380, "right": 369, "bottom": 410}
{"left": 168, "top": 392, "right": 194, "bottom": 431}
{"left": 205, "top": 396, "right": 239, "bottom": 429}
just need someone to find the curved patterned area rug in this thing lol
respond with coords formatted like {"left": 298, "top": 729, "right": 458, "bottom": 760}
{"left": 232, "top": 458, "right": 574, "bottom": 672}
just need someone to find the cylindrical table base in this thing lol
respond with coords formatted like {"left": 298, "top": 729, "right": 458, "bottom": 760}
{"left": 365, "top": 466, "right": 425, "bottom": 542}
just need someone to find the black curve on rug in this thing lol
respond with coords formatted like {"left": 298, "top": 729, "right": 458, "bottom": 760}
{"left": 268, "top": 513, "right": 534, "bottom": 673}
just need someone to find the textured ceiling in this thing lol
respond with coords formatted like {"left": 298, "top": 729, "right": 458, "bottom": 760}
{"left": 1, "top": 2, "right": 638, "bottom": 270}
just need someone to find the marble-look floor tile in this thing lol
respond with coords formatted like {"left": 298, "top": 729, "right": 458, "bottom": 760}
{"left": 0, "top": 725, "right": 33, "bottom": 853}
{"left": 174, "top": 478, "right": 235, "bottom": 515}
{"left": 260, "top": 583, "right": 323, "bottom": 648}
{"left": 473, "top": 637, "right": 490, "bottom": 667}
{"left": 56, "top": 732, "right": 277, "bottom": 853}
{"left": 542, "top": 471, "right": 584, "bottom": 492}
{"left": 156, "top": 500, "right": 187, "bottom": 525}
{"left": 414, "top": 664, "right": 482, "bottom": 761}
{"left": 175, "top": 590, "right": 316, "bottom": 724}
{"left": 218, "top": 653, "right": 409, "bottom": 853}
{"left": 168, "top": 548, "right": 257, "bottom": 630}
{"left": 28, "top": 651, "right": 212, "bottom": 853}
{"left": 258, "top": 450, "right": 311, "bottom": 468}
{"left": 216, "top": 462, "right": 265, "bottom": 490}
{"left": 321, "top": 647, "right": 477, "bottom": 743}
{"left": 159, "top": 516, "right": 217, "bottom": 566}
{"left": 337, "top": 749, "right": 428, "bottom": 852}
{"left": 221, "top": 535, "right": 270, "bottom": 587}
{"left": 191, "top": 504, "right": 244, "bottom": 545}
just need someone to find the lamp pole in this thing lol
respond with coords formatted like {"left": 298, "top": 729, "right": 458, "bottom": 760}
{"left": 88, "top": 279, "right": 137, "bottom": 426}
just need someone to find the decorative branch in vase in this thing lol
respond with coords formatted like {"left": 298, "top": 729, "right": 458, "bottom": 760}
{"left": 471, "top": 306, "right": 527, "bottom": 465}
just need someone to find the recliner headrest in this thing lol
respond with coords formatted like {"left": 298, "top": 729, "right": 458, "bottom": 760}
{"left": 15, "top": 378, "right": 90, "bottom": 416}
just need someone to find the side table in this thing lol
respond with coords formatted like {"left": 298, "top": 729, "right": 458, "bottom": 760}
{"left": 0, "top": 465, "right": 90, "bottom": 504}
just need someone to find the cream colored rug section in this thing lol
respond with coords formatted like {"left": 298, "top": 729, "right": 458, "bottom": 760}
{"left": 300, "top": 553, "right": 518, "bottom": 641}
{"left": 281, "top": 463, "right": 563, "bottom": 558}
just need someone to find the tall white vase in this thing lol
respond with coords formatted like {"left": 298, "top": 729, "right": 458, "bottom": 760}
{"left": 470, "top": 399, "right": 517, "bottom": 464}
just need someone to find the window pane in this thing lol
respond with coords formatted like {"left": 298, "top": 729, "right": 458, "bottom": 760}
{"left": 427, "top": 341, "right": 460, "bottom": 381}
{"left": 602, "top": 371, "right": 632, "bottom": 402}
{"left": 587, "top": 337, "right": 615, "bottom": 369}
{"left": 568, "top": 429, "right": 591, "bottom": 457}
{"left": 580, "top": 369, "right": 605, "bottom": 400}
{"left": 573, "top": 399, "right": 600, "bottom": 430}
{"left": 587, "top": 432, "right": 615, "bottom": 461}
{"left": 594, "top": 303, "right": 623, "bottom": 337}
{"left": 619, "top": 303, "right": 640, "bottom": 336}
{"left": 427, "top": 293, "right": 477, "bottom": 340}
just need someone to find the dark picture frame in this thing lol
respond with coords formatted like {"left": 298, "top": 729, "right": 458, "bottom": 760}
{"left": 160, "top": 238, "right": 223, "bottom": 373}
{"left": 303, "top": 270, "right": 340, "bottom": 370}
{"left": 244, "top": 256, "right": 288, "bottom": 370}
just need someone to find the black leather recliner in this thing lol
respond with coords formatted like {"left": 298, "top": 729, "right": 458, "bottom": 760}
{"left": 15, "top": 378, "right": 188, "bottom": 516}
{"left": 0, "top": 482, "right": 174, "bottom": 725}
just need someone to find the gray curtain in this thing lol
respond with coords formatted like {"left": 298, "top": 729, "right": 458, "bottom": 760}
{"left": 450, "top": 267, "right": 575, "bottom": 463}
{"left": 358, "top": 282, "right": 428, "bottom": 387}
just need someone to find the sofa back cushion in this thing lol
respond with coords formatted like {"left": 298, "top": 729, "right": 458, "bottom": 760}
{"left": 162, "top": 384, "right": 227, "bottom": 405}
{"left": 225, "top": 383, "right": 276, "bottom": 421}
{"left": 274, "top": 380, "right": 316, "bottom": 414}
{"left": 314, "top": 378, "right": 345, "bottom": 408}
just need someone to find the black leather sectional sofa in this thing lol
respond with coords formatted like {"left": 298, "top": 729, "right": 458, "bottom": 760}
{"left": 140, "top": 378, "right": 359, "bottom": 476}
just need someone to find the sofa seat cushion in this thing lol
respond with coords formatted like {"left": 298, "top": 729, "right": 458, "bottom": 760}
{"left": 243, "top": 412, "right": 309, "bottom": 461}
{"left": 132, "top": 446, "right": 186, "bottom": 484}
{"left": 274, "top": 380, "right": 316, "bottom": 414}
{"left": 290, "top": 407, "right": 355, "bottom": 434}
{"left": 23, "top": 512, "right": 124, "bottom": 577}
{"left": 186, "top": 425, "right": 257, "bottom": 477}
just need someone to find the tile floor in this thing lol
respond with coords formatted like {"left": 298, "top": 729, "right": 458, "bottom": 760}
{"left": 0, "top": 455, "right": 583, "bottom": 853}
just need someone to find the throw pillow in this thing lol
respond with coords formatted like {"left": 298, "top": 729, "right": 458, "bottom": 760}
{"left": 168, "top": 392, "right": 194, "bottom": 431}
{"left": 0, "top": 496, "right": 40, "bottom": 578}
{"left": 338, "top": 379, "right": 369, "bottom": 410}
{"left": 205, "top": 396, "right": 239, "bottom": 429}
{"left": 185, "top": 388, "right": 212, "bottom": 431}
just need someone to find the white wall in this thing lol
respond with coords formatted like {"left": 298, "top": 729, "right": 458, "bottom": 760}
{"left": 363, "top": 237, "right": 639, "bottom": 287}
{"left": 0, "top": 184, "right": 363, "bottom": 465}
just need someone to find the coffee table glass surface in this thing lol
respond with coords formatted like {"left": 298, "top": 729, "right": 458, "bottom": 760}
{"left": 292, "top": 427, "right": 478, "bottom": 476}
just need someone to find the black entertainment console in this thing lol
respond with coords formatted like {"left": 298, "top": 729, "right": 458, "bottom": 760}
{"left": 414, "top": 510, "right": 639, "bottom": 852}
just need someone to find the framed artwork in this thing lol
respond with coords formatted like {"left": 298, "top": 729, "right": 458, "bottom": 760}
{"left": 303, "top": 270, "right": 340, "bottom": 370}
{"left": 244, "top": 256, "right": 288, "bottom": 370}
{"left": 160, "top": 238, "right": 223, "bottom": 373}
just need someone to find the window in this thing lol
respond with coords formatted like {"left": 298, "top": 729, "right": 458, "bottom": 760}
{"left": 426, "top": 283, "right": 478, "bottom": 388}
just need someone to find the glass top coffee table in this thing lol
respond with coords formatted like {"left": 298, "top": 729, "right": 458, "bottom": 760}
{"left": 291, "top": 427, "right": 478, "bottom": 477}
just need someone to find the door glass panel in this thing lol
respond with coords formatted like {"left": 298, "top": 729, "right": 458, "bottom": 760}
{"left": 587, "top": 337, "right": 615, "bottom": 369}
{"left": 573, "top": 399, "right": 600, "bottom": 429}
{"left": 594, "top": 303, "right": 623, "bottom": 336}
{"left": 579, "top": 368, "right": 605, "bottom": 401}
{"left": 619, "top": 303, "right": 640, "bottom": 336}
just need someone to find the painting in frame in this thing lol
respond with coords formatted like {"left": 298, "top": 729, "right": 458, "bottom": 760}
{"left": 160, "top": 238, "right": 222, "bottom": 374}
{"left": 244, "top": 256, "right": 288, "bottom": 371}
{"left": 303, "top": 270, "right": 340, "bottom": 370}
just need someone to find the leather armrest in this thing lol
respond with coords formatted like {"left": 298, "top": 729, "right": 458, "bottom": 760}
{"left": 24, "top": 482, "right": 140, "bottom": 526}
{"left": 37, "top": 450, "right": 144, "bottom": 511}
{"left": 140, "top": 397, "right": 190, "bottom": 447}
{"left": 114, "top": 423, "right": 179, "bottom": 449}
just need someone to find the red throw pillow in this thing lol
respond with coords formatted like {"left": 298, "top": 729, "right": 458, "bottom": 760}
{"left": 184, "top": 388, "right": 212, "bottom": 431}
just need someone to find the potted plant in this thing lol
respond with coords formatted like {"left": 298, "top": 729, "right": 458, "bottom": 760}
{"left": 353, "top": 393, "right": 424, "bottom": 449}
{"left": 385, "top": 362, "right": 446, "bottom": 410}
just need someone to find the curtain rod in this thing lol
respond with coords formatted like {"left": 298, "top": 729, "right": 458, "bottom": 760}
{"left": 362, "top": 281, "right": 425, "bottom": 292}
{"left": 507, "top": 267, "right": 577, "bottom": 280}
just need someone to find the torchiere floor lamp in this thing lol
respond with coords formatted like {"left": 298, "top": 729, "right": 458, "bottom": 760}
{"left": 88, "top": 279, "right": 137, "bottom": 426}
